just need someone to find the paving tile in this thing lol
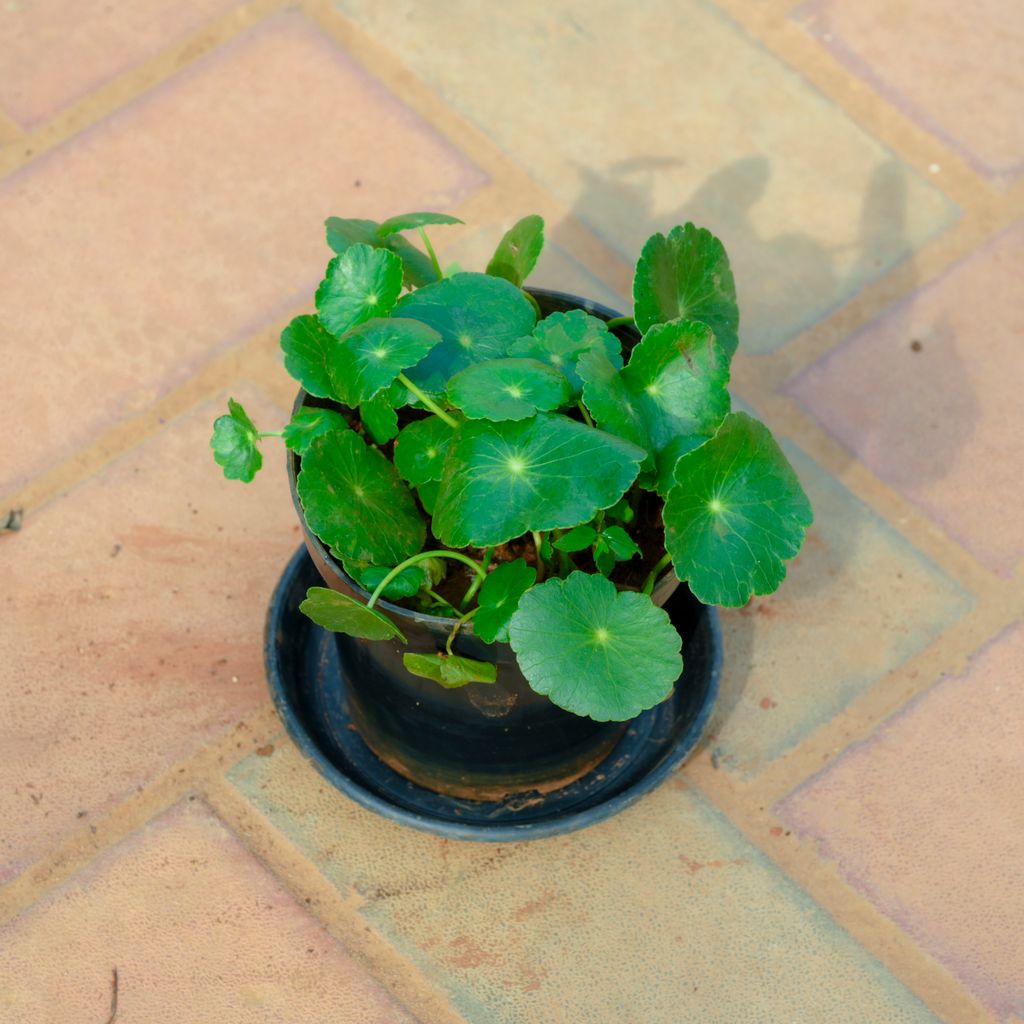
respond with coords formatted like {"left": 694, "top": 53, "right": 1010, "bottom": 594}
{"left": 787, "top": 221, "right": 1024, "bottom": 577}
{"left": 334, "top": 0, "right": 956, "bottom": 352}
{"left": 779, "top": 623, "right": 1024, "bottom": 1021}
{"left": 709, "top": 443, "right": 971, "bottom": 778}
{"left": 231, "top": 745, "right": 938, "bottom": 1023}
{"left": 0, "top": 387, "right": 298, "bottom": 883}
{"left": 0, "top": 799, "right": 415, "bottom": 1023}
{"left": 0, "top": 0, "right": 238, "bottom": 128}
{"left": 793, "top": 0, "right": 1024, "bottom": 183}
{"left": 0, "top": 10, "right": 484, "bottom": 499}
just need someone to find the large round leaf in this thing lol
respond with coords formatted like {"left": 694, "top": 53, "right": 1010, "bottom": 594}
{"left": 633, "top": 223, "right": 739, "bottom": 356}
{"left": 300, "top": 587, "right": 405, "bottom": 642}
{"left": 485, "top": 215, "right": 545, "bottom": 286}
{"left": 393, "top": 415, "right": 460, "bottom": 486}
{"left": 325, "top": 216, "right": 435, "bottom": 288}
{"left": 579, "top": 318, "right": 731, "bottom": 493}
{"left": 280, "top": 315, "right": 338, "bottom": 400}
{"left": 297, "top": 428, "right": 425, "bottom": 565}
{"left": 432, "top": 413, "right": 645, "bottom": 548}
{"left": 447, "top": 358, "right": 571, "bottom": 421}
{"left": 663, "top": 412, "right": 813, "bottom": 606}
{"left": 508, "top": 309, "right": 621, "bottom": 397}
{"left": 316, "top": 244, "right": 404, "bottom": 338}
{"left": 326, "top": 317, "right": 442, "bottom": 406}
{"left": 508, "top": 572, "right": 682, "bottom": 721}
{"left": 394, "top": 273, "right": 537, "bottom": 395}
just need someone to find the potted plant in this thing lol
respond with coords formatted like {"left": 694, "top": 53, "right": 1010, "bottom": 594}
{"left": 211, "top": 212, "right": 812, "bottom": 801}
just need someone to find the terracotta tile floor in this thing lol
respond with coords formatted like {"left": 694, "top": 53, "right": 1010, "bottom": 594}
{"left": 1, "top": 2, "right": 1020, "bottom": 1021}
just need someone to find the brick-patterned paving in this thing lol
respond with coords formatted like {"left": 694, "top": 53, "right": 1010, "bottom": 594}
{"left": 0, "top": 2, "right": 1020, "bottom": 1021}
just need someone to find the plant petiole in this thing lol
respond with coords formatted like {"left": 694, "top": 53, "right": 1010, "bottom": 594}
{"left": 531, "top": 530, "right": 546, "bottom": 583}
{"left": 367, "top": 549, "right": 486, "bottom": 609}
{"left": 605, "top": 315, "right": 634, "bottom": 330}
{"left": 257, "top": 431, "right": 284, "bottom": 439}
{"left": 446, "top": 606, "right": 479, "bottom": 655}
{"left": 396, "top": 373, "right": 459, "bottom": 428}
{"left": 576, "top": 401, "right": 594, "bottom": 428}
{"left": 641, "top": 552, "right": 673, "bottom": 596}
{"left": 460, "top": 545, "right": 494, "bottom": 609}
{"left": 424, "top": 588, "right": 459, "bottom": 616}
{"left": 418, "top": 227, "right": 444, "bottom": 281}
{"left": 522, "top": 289, "right": 542, "bottom": 321}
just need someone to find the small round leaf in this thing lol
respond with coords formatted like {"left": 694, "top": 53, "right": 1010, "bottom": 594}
{"left": 300, "top": 587, "right": 406, "bottom": 642}
{"left": 280, "top": 315, "right": 339, "bottom": 400}
{"left": 316, "top": 244, "right": 404, "bottom": 338}
{"left": 474, "top": 558, "right": 537, "bottom": 644}
{"left": 663, "top": 412, "right": 813, "bottom": 606}
{"left": 325, "top": 216, "right": 436, "bottom": 288}
{"left": 282, "top": 407, "right": 348, "bottom": 455}
{"left": 432, "top": 414, "right": 645, "bottom": 548}
{"left": 393, "top": 415, "right": 460, "bottom": 486}
{"left": 633, "top": 223, "right": 739, "bottom": 355}
{"left": 210, "top": 398, "right": 262, "bottom": 482}
{"left": 402, "top": 652, "right": 497, "bottom": 688}
{"left": 508, "top": 572, "right": 682, "bottom": 721}
{"left": 359, "top": 391, "right": 399, "bottom": 444}
{"left": 485, "top": 215, "right": 545, "bottom": 286}
{"left": 377, "top": 212, "right": 464, "bottom": 237}
{"left": 447, "top": 358, "right": 571, "bottom": 421}
{"left": 297, "top": 428, "right": 425, "bottom": 566}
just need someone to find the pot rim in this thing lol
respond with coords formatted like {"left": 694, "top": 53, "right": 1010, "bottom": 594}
{"left": 286, "top": 285, "right": 675, "bottom": 628}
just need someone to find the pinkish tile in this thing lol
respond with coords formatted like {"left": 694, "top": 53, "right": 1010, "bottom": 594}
{"left": 0, "top": 387, "right": 298, "bottom": 883}
{"left": 787, "top": 221, "right": 1024, "bottom": 576}
{"left": 0, "top": 799, "right": 415, "bottom": 1023}
{"left": 779, "top": 624, "right": 1024, "bottom": 1021}
{"left": 0, "top": 10, "right": 484, "bottom": 500}
{"left": 794, "top": 0, "right": 1024, "bottom": 182}
{"left": 0, "top": 0, "right": 238, "bottom": 127}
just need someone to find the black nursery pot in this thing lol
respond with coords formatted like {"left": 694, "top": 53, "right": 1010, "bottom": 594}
{"left": 287, "top": 288, "right": 682, "bottom": 801}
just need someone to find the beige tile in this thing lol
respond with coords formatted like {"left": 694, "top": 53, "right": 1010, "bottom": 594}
{"left": 0, "top": 387, "right": 297, "bottom": 883}
{"left": 0, "top": 10, "right": 484, "bottom": 499}
{"left": 780, "top": 624, "right": 1024, "bottom": 1020}
{"left": 0, "top": 799, "right": 415, "bottom": 1023}
{"left": 0, "top": 0, "right": 238, "bottom": 127}
{"left": 334, "top": 0, "right": 955, "bottom": 351}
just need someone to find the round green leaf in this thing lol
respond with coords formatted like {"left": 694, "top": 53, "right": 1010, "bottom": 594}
{"left": 446, "top": 358, "right": 571, "bottom": 421}
{"left": 393, "top": 415, "right": 459, "bottom": 486}
{"left": 553, "top": 525, "right": 597, "bottom": 553}
{"left": 579, "top": 318, "right": 731, "bottom": 493}
{"left": 663, "top": 412, "right": 813, "bottom": 607}
{"left": 210, "top": 398, "right": 262, "bottom": 482}
{"left": 402, "top": 652, "right": 497, "bottom": 688}
{"left": 282, "top": 406, "right": 348, "bottom": 455}
{"left": 377, "top": 211, "right": 464, "bottom": 237}
{"left": 474, "top": 558, "right": 537, "bottom": 644}
{"left": 508, "top": 572, "right": 682, "bottom": 721}
{"left": 316, "top": 244, "right": 404, "bottom": 338}
{"left": 326, "top": 317, "right": 442, "bottom": 406}
{"left": 280, "top": 315, "right": 339, "bottom": 400}
{"left": 300, "top": 587, "right": 406, "bottom": 642}
{"left": 508, "top": 309, "right": 621, "bottom": 397}
{"left": 325, "top": 216, "right": 436, "bottom": 288}
{"left": 394, "top": 273, "right": 537, "bottom": 395}
{"left": 633, "top": 223, "right": 739, "bottom": 356}
{"left": 599, "top": 524, "right": 640, "bottom": 561}
{"left": 297, "top": 428, "right": 425, "bottom": 565}
{"left": 485, "top": 215, "right": 545, "bottom": 286}
{"left": 356, "top": 564, "right": 427, "bottom": 600}
{"left": 359, "top": 391, "right": 399, "bottom": 444}
{"left": 432, "top": 413, "right": 645, "bottom": 548}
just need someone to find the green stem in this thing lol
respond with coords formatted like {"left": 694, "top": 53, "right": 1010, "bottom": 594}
{"left": 446, "top": 606, "right": 479, "bottom": 655}
{"left": 257, "top": 431, "right": 284, "bottom": 439}
{"left": 424, "top": 588, "right": 459, "bottom": 616}
{"left": 641, "top": 552, "right": 673, "bottom": 596}
{"left": 522, "top": 289, "right": 542, "bottom": 321}
{"left": 418, "top": 227, "right": 443, "bottom": 281}
{"left": 367, "top": 550, "right": 486, "bottom": 609}
{"left": 576, "top": 401, "right": 594, "bottom": 428}
{"left": 531, "top": 530, "right": 546, "bottom": 583}
{"left": 605, "top": 315, "right": 634, "bottom": 330}
{"left": 396, "top": 373, "right": 459, "bottom": 428}
{"left": 460, "top": 546, "right": 494, "bottom": 610}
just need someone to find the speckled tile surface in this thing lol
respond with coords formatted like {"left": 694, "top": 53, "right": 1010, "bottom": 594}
{"left": 0, "top": 1, "right": 1018, "bottom": 1021}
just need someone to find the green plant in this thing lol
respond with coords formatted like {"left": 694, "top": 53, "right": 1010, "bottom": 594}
{"left": 212, "top": 212, "right": 812, "bottom": 721}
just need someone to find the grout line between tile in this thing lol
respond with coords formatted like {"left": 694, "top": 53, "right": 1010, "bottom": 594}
{"left": 678, "top": 776, "right": 999, "bottom": 1024}
{"left": 0, "top": 0, "right": 290, "bottom": 184}
{"left": 0, "top": 704, "right": 280, "bottom": 927}
{"left": 200, "top": 773, "right": 470, "bottom": 1024}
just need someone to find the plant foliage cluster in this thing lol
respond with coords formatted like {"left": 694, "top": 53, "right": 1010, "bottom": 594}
{"left": 212, "top": 212, "right": 812, "bottom": 720}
